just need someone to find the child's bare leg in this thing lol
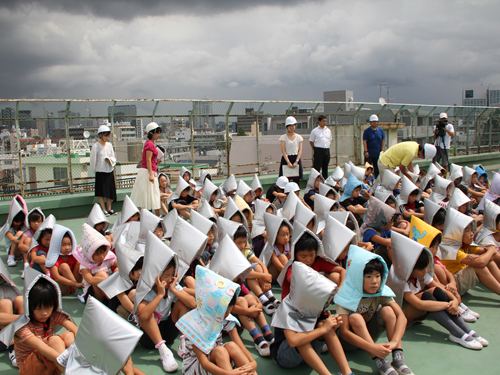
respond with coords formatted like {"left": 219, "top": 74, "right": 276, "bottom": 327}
{"left": 139, "top": 314, "right": 163, "bottom": 345}
{"left": 0, "top": 299, "right": 19, "bottom": 328}
{"left": 59, "top": 263, "right": 76, "bottom": 294}
{"left": 404, "top": 303, "right": 427, "bottom": 322}
{"left": 236, "top": 297, "right": 256, "bottom": 330}
{"left": 61, "top": 331, "right": 75, "bottom": 348}
{"left": 474, "top": 266, "right": 500, "bottom": 295}
{"left": 170, "top": 300, "right": 189, "bottom": 323}
{"left": 328, "top": 272, "right": 341, "bottom": 285}
{"left": 486, "top": 261, "right": 500, "bottom": 283}
{"left": 380, "top": 306, "right": 402, "bottom": 348}
{"left": 177, "top": 209, "right": 190, "bottom": 220}
{"left": 47, "top": 335, "right": 67, "bottom": 373}
{"left": 321, "top": 323, "right": 351, "bottom": 375}
{"left": 268, "top": 264, "right": 280, "bottom": 280}
{"left": 10, "top": 243, "right": 21, "bottom": 258}
{"left": 14, "top": 295, "right": 24, "bottom": 314}
{"left": 277, "top": 254, "right": 288, "bottom": 267}
{"left": 224, "top": 342, "right": 253, "bottom": 368}
{"left": 92, "top": 271, "right": 109, "bottom": 302}
{"left": 184, "top": 276, "right": 195, "bottom": 289}
{"left": 296, "top": 342, "right": 331, "bottom": 375}
{"left": 73, "top": 262, "right": 83, "bottom": 283}
{"left": 128, "top": 289, "right": 136, "bottom": 304}
{"left": 349, "top": 314, "right": 377, "bottom": 357}
{"left": 209, "top": 346, "right": 233, "bottom": 370}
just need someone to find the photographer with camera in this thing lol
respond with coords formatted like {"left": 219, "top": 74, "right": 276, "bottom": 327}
{"left": 433, "top": 112, "right": 455, "bottom": 174}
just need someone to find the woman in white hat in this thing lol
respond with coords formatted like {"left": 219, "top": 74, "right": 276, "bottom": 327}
{"left": 279, "top": 116, "right": 303, "bottom": 184}
{"left": 130, "top": 122, "right": 163, "bottom": 215}
{"left": 89, "top": 125, "right": 117, "bottom": 216}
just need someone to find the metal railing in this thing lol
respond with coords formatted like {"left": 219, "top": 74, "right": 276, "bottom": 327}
{"left": 1, "top": 99, "right": 499, "bottom": 199}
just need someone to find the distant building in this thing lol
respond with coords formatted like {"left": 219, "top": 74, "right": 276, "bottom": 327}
{"left": 193, "top": 101, "right": 215, "bottom": 130}
{"left": 108, "top": 105, "right": 137, "bottom": 121}
{"left": 323, "top": 90, "right": 355, "bottom": 114}
{"left": 170, "top": 118, "right": 186, "bottom": 136}
{"left": 237, "top": 108, "right": 266, "bottom": 133}
{"left": 132, "top": 118, "right": 144, "bottom": 139}
{"left": 462, "top": 85, "right": 500, "bottom": 106}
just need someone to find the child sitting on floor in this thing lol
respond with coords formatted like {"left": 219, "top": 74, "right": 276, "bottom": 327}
{"left": 364, "top": 162, "right": 375, "bottom": 187}
{"left": 335, "top": 246, "right": 413, "bottom": 375}
{"left": 176, "top": 266, "right": 258, "bottom": 375}
{"left": 340, "top": 174, "right": 368, "bottom": 226}
{"left": 29, "top": 215, "right": 56, "bottom": 276}
{"left": 45, "top": 225, "right": 84, "bottom": 298}
{"left": 86, "top": 203, "right": 113, "bottom": 247}
{"left": 398, "top": 176, "right": 424, "bottom": 220}
{"left": 1, "top": 196, "right": 28, "bottom": 267}
{"left": 17, "top": 208, "right": 44, "bottom": 276}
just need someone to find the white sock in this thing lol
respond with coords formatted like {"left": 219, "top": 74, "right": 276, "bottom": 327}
{"left": 258, "top": 293, "right": 269, "bottom": 304}
{"left": 24, "top": 262, "right": 29, "bottom": 268}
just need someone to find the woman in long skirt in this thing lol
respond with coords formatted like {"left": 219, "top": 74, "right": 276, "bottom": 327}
{"left": 130, "top": 122, "right": 163, "bottom": 216}
{"left": 89, "top": 125, "right": 117, "bottom": 216}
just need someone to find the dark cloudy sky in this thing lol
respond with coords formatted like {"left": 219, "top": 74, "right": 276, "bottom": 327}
{"left": 0, "top": 0, "right": 499, "bottom": 105}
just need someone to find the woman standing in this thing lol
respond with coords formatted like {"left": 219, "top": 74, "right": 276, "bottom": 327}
{"left": 130, "top": 122, "right": 163, "bottom": 216}
{"left": 89, "top": 125, "right": 117, "bottom": 216}
{"left": 279, "top": 116, "right": 303, "bottom": 184}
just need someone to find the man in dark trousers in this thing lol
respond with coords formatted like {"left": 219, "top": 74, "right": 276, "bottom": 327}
{"left": 309, "top": 115, "right": 332, "bottom": 179}
{"left": 363, "top": 114, "right": 386, "bottom": 178}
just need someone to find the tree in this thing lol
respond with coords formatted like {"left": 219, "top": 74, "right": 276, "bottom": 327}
{"left": 237, "top": 127, "right": 246, "bottom": 136}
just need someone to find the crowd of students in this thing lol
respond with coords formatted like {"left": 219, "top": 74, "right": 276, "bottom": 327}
{"left": 0, "top": 156, "right": 499, "bottom": 375}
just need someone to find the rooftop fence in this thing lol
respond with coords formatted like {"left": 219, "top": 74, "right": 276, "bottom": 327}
{"left": 1, "top": 99, "right": 499, "bottom": 199}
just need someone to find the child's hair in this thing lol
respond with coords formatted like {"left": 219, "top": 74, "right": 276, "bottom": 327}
{"left": 496, "top": 215, "right": 500, "bottom": 227}
{"left": 363, "top": 258, "right": 385, "bottom": 275}
{"left": 233, "top": 226, "right": 248, "bottom": 241}
{"left": 228, "top": 293, "right": 238, "bottom": 307}
{"left": 165, "top": 258, "right": 176, "bottom": 272}
{"left": 429, "top": 234, "right": 442, "bottom": 249}
{"left": 94, "top": 245, "right": 108, "bottom": 255}
{"left": 294, "top": 233, "right": 318, "bottom": 258}
{"left": 131, "top": 257, "right": 144, "bottom": 273}
{"left": 386, "top": 197, "right": 397, "bottom": 206}
{"left": 230, "top": 211, "right": 243, "bottom": 222}
{"left": 456, "top": 184, "right": 468, "bottom": 195}
{"left": 62, "top": 232, "right": 72, "bottom": 242}
{"left": 409, "top": 190, "right": 419, "bottom": 197}
{"left": 155, "top": 223, "right": 163, "bottom": 231}
{"left": 28, "top": 278, "right": 58, "bottom": 320}
{"left": 209, "top": 217, "right": 217, "bottom": 224}
{"left": 346, "top": 219, "right": 356, "bottom": 231}
{"left": 38, "top": 228, "right": 53, "bottom": 242}
{"left": 432, "top": 209, "right": 446, "bottom": 228}
{"left": 414, "top": 251, "right": 430, "bottom": 271}
{"left": 13, "top": 211, "right": 25, "bottom": 223}
{"left": 28, "top": 211, "right": 42, "bottom": 223}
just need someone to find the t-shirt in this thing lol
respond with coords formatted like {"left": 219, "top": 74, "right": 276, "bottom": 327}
{"left": 80, "top": 258, "right": 115, "bottom": 295}
{"left": 30, "top": 245, "right": 48, "bottom": 274}
{"left": 404, "top": 273, "right": 433, "bottom": 294}
{"left": 477, "top": 234, "right": 500, "bottom": 251}
{"left": 362, "top": 229, "right": 391, "bottom": 251}
{"left": 140, "top": 140, "right": 159, "bottom": 172}
{"left": 433, "top": 255, "right": 446, "bottom": 270}
{"left": 400, "top": 200, "right": 424, "bottom": 213}
{"left": 363, "top": 127, "right": 386, "bottom": 157}
{"left": 340, "top": 196, "right": 367, "bottom": 226}
{"left": 304, "top": 190, "right": 316, "bottom": 210}
{"left": 266, "top": 185, "right": 279, "bottom": 202}
{"left": 279, "top": 134, "right": 303, "bottom": 156}
{"left": 142, "top": 284, "right": 183, "bottom": 321}
{"left": 433, "top": 123, "right": 454, "bottom": 150}
{"left": 336, "top": 295, "right": 394, "bottom": 322}
{"left": 51, "top": 255, "right": 78, "bottom": 280}
{"left": 441, "top": 245, "right": 479, "bottom": 274}
{"left": 14, "top": 311, "right": 69, "bottom": 366}
{"left": 379, "top": 141, "right": 419, "bottom": 168}
{"left": 281, "top": 257, "right": 337, "bottom": 299}
{"left": 242, "top": 248, "right": 255, "bottom": 261}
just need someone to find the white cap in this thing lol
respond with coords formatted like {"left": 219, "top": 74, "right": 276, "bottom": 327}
{"left": 424, "top": 143, "right": 437, "bottom": 160}
{"left": 369, "top": 114, "right": 379, "bottom": 122}
{"left": 276, "top": 176, "right": 289, "bottom": 189}
{"left": 285, "top": 116, "right": 298, "bottom": 127}
{"left": 145, "top": 122, "right": 160, "bottom": 134}
{"left": 284, "top": 182, "right": 300, "bottom": 194}
{"left": 97, "top": 125, "right": 110, "bottom": 134}
{"left": 439, "top": 112, "right": 448, "bottom": 119}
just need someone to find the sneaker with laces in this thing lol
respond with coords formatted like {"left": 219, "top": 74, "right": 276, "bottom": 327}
{"left": 254, "top": 341, "right": 270, "bottom": 357}
{"left": 9, "top": 349, "right": 17, "bottom": 368}
{"left": 448, "top": 333, "right": 483, "bottom": 350}
{"left": 177, "top": 335, "right": 187, "bottom": 359}
{"left": 7, "top": 256, "right": 16, "bottom": 267}
{"left": 262, "top": 303, "right": 276, "bottom": 316}
{"left": 160, "top": 347, "right": 179, "bottom": 372}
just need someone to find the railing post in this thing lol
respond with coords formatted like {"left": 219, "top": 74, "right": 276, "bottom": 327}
{"left": 14, "top": 101, "right": 24, "bottom": 196}
{"left": 225, "top": 103, "right": 234, "bottom": 177}
{"left": 489, "top": 116, "right": 492, "bottom": 153}
{"left": 191, "top": 101, "right": 198, "bottom": 178}
{"left": 255, "top": 102, "right": 265, "bottom": 175}
{"left": 65, "top": 101, "right": 74, "bottom": 193}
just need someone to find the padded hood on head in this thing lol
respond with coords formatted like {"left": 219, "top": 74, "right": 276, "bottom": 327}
{"left": 138, "top": 208, "right": 163, "bottom": 244}
{"left": 398, "top": 175, "right": 421, "bottom": 206}
{"left": 197, "top": 198, "right": 218, "bottom": 221}
{"left": 448, "top": 187, "right": 472, "bottom": 212}
{"left": 429, "top": 175, "right": 454, "bottom": 204}
{"left": 305, "top": 168, "right": 324, "bottom": 194}
{"left": 251, "top": 199, "right": 276, "bottom": 238}
{"left": 190, "top": 209, "right": 217, "bottom": 240}
{"left": 0, "top": 196, "right": 28, "bottom": 239}
{"left": 201, "top": 179, "right": 221, "bottom": 202}
{"left": 196, "top": 170, "right": 211, "bottom": 192}
{"left": 259, "top": 213, "right": 293, "bottom": 267}
{"left": 208, "top": 235, "right": 252, "bottom": 282}
{"left": 224, "top": 197, "right": 249, "bottom": 230}
{"left": 476, "top": 199, "right": 500, "bottom": 243}
{"left": 46, "top": 225, "right": 77, "bottom": 268}
{"left": 279, "top": 190, "right": 300, "bottom": 221}
{"left": 423, "top": 198, "right": 446, "bottom": 226}
{"left": 250, "top": 174, "right": 263, "bottom": 192}
{"left": 330, "top": 165, "right": 344, "bottom": 182}
{"left": 319, "top": 183, "right": 340, "bottom": 202}
{"left": 293, "top": 201, "right": 318, "bottom": 234}
{"left": 235, "top": 180, "right": 255, "bottom": 202}
{"left": 328, "top": 211, "right": 361, "bottom": 242}
{"left": 220, "top": 174, "right": 237, "bottom": 197}
{"left": 112, "top": 195, "right": 139, "bottom": 232}
{"left": 439, "top": 208, "right": 477, "bottom": 260}
{"left": 478, "top": 172, "right": 500, "bottom": 211}
{"left": 314, "top": 194, "right": 339, "bottom": 233}
{"left": 86, "top": 204, "right": 110, "bottom": 232}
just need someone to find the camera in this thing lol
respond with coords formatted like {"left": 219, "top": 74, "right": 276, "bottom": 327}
{"left": 435, "top": 120, "right": 447, "bottom": 138}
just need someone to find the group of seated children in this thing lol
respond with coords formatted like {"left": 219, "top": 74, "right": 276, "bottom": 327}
{"left": 1, "top": 161, "right": 500, "bottom": 375}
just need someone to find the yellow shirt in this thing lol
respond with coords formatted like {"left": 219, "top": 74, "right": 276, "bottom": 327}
{"left": 441, "top": 245, "right": 479, "bottom": 274}
{"left": 379, "top": 141, "right": 419, "bottom": 168}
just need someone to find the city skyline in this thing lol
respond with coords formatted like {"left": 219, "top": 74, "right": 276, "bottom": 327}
{"left": 0, "top": 1, "right": 499, "bottom": 106}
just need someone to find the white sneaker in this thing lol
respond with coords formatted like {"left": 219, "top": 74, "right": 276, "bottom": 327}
{"left": 254, "top": 342, "right": 270, "bottom": 357}
{"left": 21, "top": 270, "right": 25, "bottom": 279}
{"left": 460, "top": 303, "right": 480, "bottom": 318}
{"left": 448, "top": 333, "right": 483, "bottom": 350}
{"left": 262, "top": 303, "right": 276, "bottom": 316}
{"left": 469, "top": 331, "right": 489, "bottom": 347}
{"left": 7, "top": 256, "right": 16, "bottom": 267}
{"left": 160, "top": 347, "right": 179, "bottom": 372}
{"left": 9, "top": 350, "right": 17, "bottom": 368}
{"left": 177, "top": 335, "right": 187, "bottom": 359}
{"left": 459, "top": 307, "right": 477, "bottom": 323}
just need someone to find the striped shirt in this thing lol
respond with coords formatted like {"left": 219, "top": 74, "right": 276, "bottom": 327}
{"left": 14, "top": 311, "right": 69, "bottom": 366}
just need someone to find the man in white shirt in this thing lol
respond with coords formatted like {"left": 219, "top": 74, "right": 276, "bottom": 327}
{"left": 433, "top": 112, "right": 455, "bottom": 173}
{"left": 309, "top": 115, "right": 332, "bottom": 179}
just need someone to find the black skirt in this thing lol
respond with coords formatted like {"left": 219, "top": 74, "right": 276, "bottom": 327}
{"left": 279, "top": 154, "right": 303, "bottom": 180}
{"left": 95, "top": 171, "right": 117, "bottom": 201}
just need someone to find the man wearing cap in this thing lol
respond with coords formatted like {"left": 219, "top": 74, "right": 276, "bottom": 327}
{"left": 433, "top": 112, "right": 455, "bottom": 174}
{"left": 363, "top": 114, "right": 386, "bottom": 178}
{"left": 378, "top": 141, "right": 436, "bottom": 181}
{"left": 309, "top": 115, "right": 332, "bottom": 179}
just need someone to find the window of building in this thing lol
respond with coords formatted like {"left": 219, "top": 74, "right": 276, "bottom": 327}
{"left": 53, "top": 167, "right": 68, "bottom": 186}
{"left": 465, "top": 90, "right": 474, "bottom": 98}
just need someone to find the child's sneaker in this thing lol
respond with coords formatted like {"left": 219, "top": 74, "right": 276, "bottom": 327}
{"left": 391, "top": 350, "right": 414, "bottom": 375}
{"left": 448, "top": 333, "right": 483, "bottom": 350}
{"left": 254, "top": 341, "right": 270, "bottom": 357}
{"left": 468, "top": 330, "right": 489, "bottom": 347}
{"left": 159, "top": 346, "right": 178, "bottom": 372}
{"left": 374, "top": 358, "right": 398, "bottom": 375}
{"left": 9, "top": 349, "right": 17, "bottom": 368}
{"left": 460, "top": 302, "right": 480, "bottom": 318}
{"left": 177, "top": 335, "right": 187, "bottom": 359}
{"left": 7, "top": 256, "right": 16, "bottom": 267}
{"left": 262, "top": 302, "right": 276, "bottom": 316}
{"left": 76, "top": 289, "right": 85, "bottom": 304}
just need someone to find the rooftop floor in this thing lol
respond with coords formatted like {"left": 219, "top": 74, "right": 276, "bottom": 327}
{"left": 1, "top": 206, "right": 499, "bottom": 374}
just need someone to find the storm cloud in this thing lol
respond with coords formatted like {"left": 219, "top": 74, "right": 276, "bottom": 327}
{"left": 0, "top": 0, "right": 499, "bottom": 105}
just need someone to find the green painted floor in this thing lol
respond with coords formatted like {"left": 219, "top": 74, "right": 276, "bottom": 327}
{"left": 1, "top": 215, "right": 500, "bottom": 374}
